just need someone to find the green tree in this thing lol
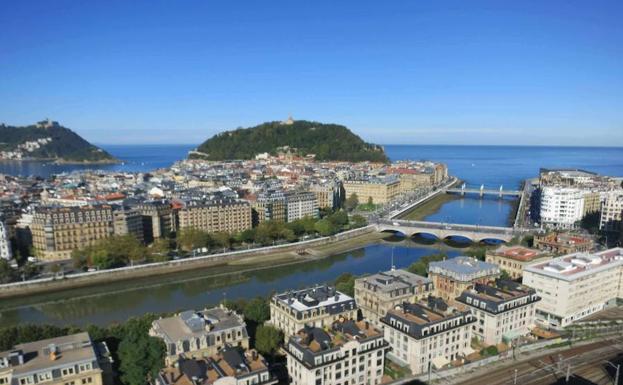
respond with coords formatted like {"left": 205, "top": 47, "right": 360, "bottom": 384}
{"left": 212, "top": 232, "right": 232, "bottom": 250}
{"left": 580, "top": 212, "right": 601, "bottom": 234}
{"left": 500, "top": 269, "right": 511, "bottom": 280}
{"left": 243, "top": 297, "right": 271, "bottom": 324}
{"left": 116, "top": 316, "right": 165, "bottom": 385}
{"left": 314, "top": 219, "right": 335, "bottom": 236}
{"left": 367, "top": 196, "right": 374, "bottom": 206}
{"left": 328, "top": 210, "right": 349, "bottom": 229}
{"left": 351, "top": 215, "right": 368, "bottom": 228}
{"left": 177, "top": 228, "right": 209, "bottom": 251}
{"left": 254, "top": 325, "right": 283, "bottom": 357}
{"left": 407, "top": 253, "right": 447, "bottom": 277}
{"left": 334, "top": 273, "right": 355, "bottom": 297}
{"left": 0, "top": 259, "right": 17, "bottom": 284}
{"left": 464, "top": 247, "right": 486, "bottom": 261}
{"left": 344, "top": 193, "right": 359, "bottom": 212}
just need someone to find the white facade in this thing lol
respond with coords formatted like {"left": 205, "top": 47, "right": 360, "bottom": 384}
{"left": 0, "top": 221, "right": 11, "bottom": 260}
{"left": 539, "top": 187, "right": 586, "bottom": 229}
{"left": 523, "top": 248, "right": 623, "bottom": 328}
{"left": 600, "top": 190, "right": 623, "bottom": 232}
{"left": 286, "top": 192, "right": 319, "bottom": 222}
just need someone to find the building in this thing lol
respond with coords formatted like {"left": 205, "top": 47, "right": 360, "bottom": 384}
{"left": 285, "top": 191, "right": 319, "bottom": 222}
{"left": 539, "top": 187, "right": 588, "bottom": 229}
{"left": 381, "top": 297, "right": 475, "bottom": 375}
{"left": 250, "top": 190, "right": 287, "bottom": 225}
{"left": 342, "top": 175, "right": 400, "bottom": 205}
{"left": 269, "top": 285, "right": 357, "bottom": 338}
{"left": 286, "top": 320, "right": 388, "bottom": 385}
{"left": 455, "top": 280, "right": 540, "bottom": 345}
{"left": 533, "top": 232, "right": 594, "bottom": 254}
{"left": 150, "top": 306, "right": 249, "bottom": 365}
{"left": 309, "top": 182, "right": 341, "bottom": 210}
{"left": 0, "top": 219, "right": 11, "bottom": 260}
{"left": 485, "top": 245, "right": 551, "bottom": 280}
{"left": 523, "top": 248, "right": 623, "bottom": 328}
{"left": 0, "top": 332, "right": 113, "bottom": 385}
{"left": 135, "top": 200, "right": 174, "bottom": 243}
{"left": 600, "top": 191, "right": 623, "bottom": 232}
{"left": 428, "top": 257, "right": 500, "bottom": 303}
{"left": 112, "top": 205, "right": 144, "bottom": 243}
{"left": 354, "top": 269, "right": 433, "bottom": 327}
{"left": 155, "top": 345, "right": 276, "bottom": 385}
{"left": 177, "top": 199, "right": 252, "bottom": 234}
{"left": 31, "top": 205, "right": 114, "bottom": 260}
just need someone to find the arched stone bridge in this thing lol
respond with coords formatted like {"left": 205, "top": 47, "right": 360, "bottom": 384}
{"left": 375, "top": 219, "right": 528, "bottom": 243}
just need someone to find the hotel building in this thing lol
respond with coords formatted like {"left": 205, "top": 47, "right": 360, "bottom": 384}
{"left": 342, "top": 176, "right": 400, "bottom": 205}
{"left": 177, "top": 199, "right": 252, "bottom": 234}
{"left": 485, "top": 245, "right": 551, "bottom": 280}
{"left": 428, "top": 257, "right": 500, "bottom": 303}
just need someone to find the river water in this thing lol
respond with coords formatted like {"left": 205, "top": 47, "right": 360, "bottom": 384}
{"left": 0, "top": 145, "right": 622, "bottom": 326}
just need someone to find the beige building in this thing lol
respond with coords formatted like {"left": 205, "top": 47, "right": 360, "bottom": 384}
{"left": 31, "top": 205, "right": 114, "bottom": 260}
{"left": 250, "top": 190, "right": 287, "bottom": 225}
{"left": 523, "top": 248, "right": 623, "bottom": 328}
{"left": 456, "top": 280, "right": 540, "bottom": 345}
{"left": 285, "top": 191, "right": 319, "bottom": 222}
{"left": 533, "top": 232, "right": 594, "bottom": 254}
{"left": 155, "top": 345, "right": 276, "bottom": 385}
{"left": 381, "top": 297, "right": 475, "bottom": 375}
{"left": 354, "top": 269, "right": 433, "bottom": 327}
{"left": 269, "top": 285, "right": 357, "bottom": 338}
{"left": 0, "top": 332, "right": 113, "bottom": 385}
{"left": 286, "top": 320, "right": 388, "bottom": 385}
{"left": 343, "top": 176, "right": 400, "bottom": 205}
{"left": 428, "top": 257, "right": 500, "bottom": 303}
{"left": 310, "top": 182, "right": 341, "bottom": 210}
{"left": 178, "top": 199, "right": 252, "bottom": 234}
{"left": 150, "top": 306, "right": 249, "bottom": 365}
{"left": 600, "top": 191, "right": 623, "bottom": 232}
{"left": 135, "top": 200, "right": 174, "bottom": 242}
{"left": 112, "top": 206, "right": 144, "bottom": 244}
{"left": 485, "top": 245, "right": 551, "bottom": 280}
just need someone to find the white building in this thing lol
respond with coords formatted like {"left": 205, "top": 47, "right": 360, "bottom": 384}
{"left": 539, "top": 187, "right": 587, "bottom": 229}
{"left": 381, "top": 297, "right": 475, "bottom": 375}
{"left": 523, "top": 248, "right": 623, "bottom": 328}
{"left": 269, "top": 285, "right": 357, "bottom": 338}
{"left": 0, "top": 220, "right": 11, "bottom": 260}
{"left": 286, "top": 320, "right": 388, "bottom": 385}
{"left": 286, "top": 191, "right": 319, "bottom": 222}
{"left": 600, "top": 190, "right": 623, "bottom": 232}
{"left": 455, "top": 280, "right": 540, "bottom": 345}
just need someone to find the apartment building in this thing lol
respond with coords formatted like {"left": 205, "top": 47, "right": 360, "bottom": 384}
{"left": 135, "top": 200, "right": 174, "bottom": 243}
{"left": 523, "top": 248, "right": 623, "bottom": 328}
{"left": 31, "top": 205, "right": 114, "bottom": 260}
{"left": 485, "top": 245, "right": 551, "bottom": 280}
{"left": 342, "top": 175, "right": 400, "bottom": 205}
{"left": 111, "top": 205, "right": 144, "bottom": 244}
{"left": 381, "top": 297, "right": 475, "bottom": 375}
{"left": 269, "top": 285, "right": 358, "bottom": 338}
{"left": 0, "top": 219, "right": 11, "bottom": 260}
{"left": 0, "top": 332, "right": 113, "bottom": 385}
{"left": 455, "top": 280, "right": 540, "bottom": 345}
{"left": 428, "top": 257, "right": 500, "bottom": 303}
{"left": 177, "top": 199, "right": 252, "bottom": 234}
{"left": 286, "top": 320, "right": 388, "bottom": 385}
{"left": 150, "top": 306, "right": 249, "bottom": 365}
{"left": 539, "top": 187, "right": 588, "bottom": 229}
{"left": 155, "top": 345, "right": 276, "bottom": 385}
{"left": 354, "top": 269, "right": 433, "bottom": 327}
{"left": 600, "top": 191, "right": 623, "bottom": 232}
{"left": 310, "top": 182, "right": 341, "bottom": 210}
{"left": 285, "top": 191, "right": 319, "bottom": 222}
{"left": 533, "top": 232, "right": 594, "bottom": 254}
{"left": 251, "top": 190, "right": 287, "bottom": 225}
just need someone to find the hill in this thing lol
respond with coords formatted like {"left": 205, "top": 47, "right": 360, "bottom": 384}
{"left": 0, "top": 120, "right": 118, "bottom": 163}
{"left": 191, "top": 119, "right": 388, "bottom": 162}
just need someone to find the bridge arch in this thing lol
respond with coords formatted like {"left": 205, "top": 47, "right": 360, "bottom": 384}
{"left": 477, "top": 237, "right": 507, "bottom": 245}
{"left": 379, "top": 228, "right": 408, "bottom": 237}
{"left": 442, "top": 234, "right": 475, "bottom": 243}
{"left": 409, "top": 231, "right": 440, "bottom": 240}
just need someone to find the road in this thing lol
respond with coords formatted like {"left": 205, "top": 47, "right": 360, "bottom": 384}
{"left": 453, "top": 340, "right": 623, "bottom": 385}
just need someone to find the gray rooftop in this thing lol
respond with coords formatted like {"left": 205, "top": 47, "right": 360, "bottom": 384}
{"left": 428, "top": 257, "right": 500, "bottom": 281}
{"left": 358, "top": 269, "right": 431, "bottom": 293}
{"left": 151, "top": 307, "right": 246, "bottom": 344}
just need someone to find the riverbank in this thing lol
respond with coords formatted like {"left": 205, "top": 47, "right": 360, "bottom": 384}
{"left": 0, "top": 226, "right": 383, "bottom": 300}
{"left": 398, "top": 193, "right": 460, "bottom": 220}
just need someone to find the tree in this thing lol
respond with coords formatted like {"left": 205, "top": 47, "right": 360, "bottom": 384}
{"left": 177, "top": 228, "right": 209, "bottom": 251}
{"left": 243, "top": 297, "right": 271, "bottom": 324}
{"left": 314, "top": 219, "right": 335, "bottom": 237}
{"left": 334, "top": 273, "right": 355, "bottom": 297}
{"left": 212, "top": 232, "right": 232, "bottom": 250}
{"left": 254, "top": 325, "right": 283, "bottom": 356}
{"left": 351, "top": 215, "right": 367, "bottom": 228}
{"left": 407, "top": 253, "right": 447, "bottom": 277}
{"left": 0, "top": 259, "right": 16, "bottom": 284}
{"left": 117, "top": 318, "right": 165, "bottom": 385}
{"left": 464, "top": 247, "right": 486, "bottom": 261}
{"left": 344, "top": 193, "right": 359, "bottom": 212}
{"left": 580, "top": 212, "right": 601, "bottom": 234}
{"left": 367, "top": 196, "right": 374, "bottom": 206}
{"left": 500, "top": 269, "right": 511, "bottom": 280}
{"left": 328, "top": 210, "right": 349, "bottom": 229}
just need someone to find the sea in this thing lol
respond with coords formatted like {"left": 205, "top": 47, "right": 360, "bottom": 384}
{"left": 1, "top": 144, "right": 622, "bottom": 189}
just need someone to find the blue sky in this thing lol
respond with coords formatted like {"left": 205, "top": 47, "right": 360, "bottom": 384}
{"left": 1, "top": 1, "right": 622, "bottom": 146}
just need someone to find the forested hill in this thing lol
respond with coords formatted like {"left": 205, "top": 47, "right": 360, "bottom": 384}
{"left": 191, "top": 120, "right": 388, "bottom": 162}
{"left": 0, "top": 121, "right": 117, "bottom": 163}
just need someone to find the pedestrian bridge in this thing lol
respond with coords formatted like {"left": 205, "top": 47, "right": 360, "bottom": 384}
{"left": 445, "top": 183, "right": 521, "bottom": 198}
{"left": 376, "top": 219, "right": 526, "bottom": 243}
